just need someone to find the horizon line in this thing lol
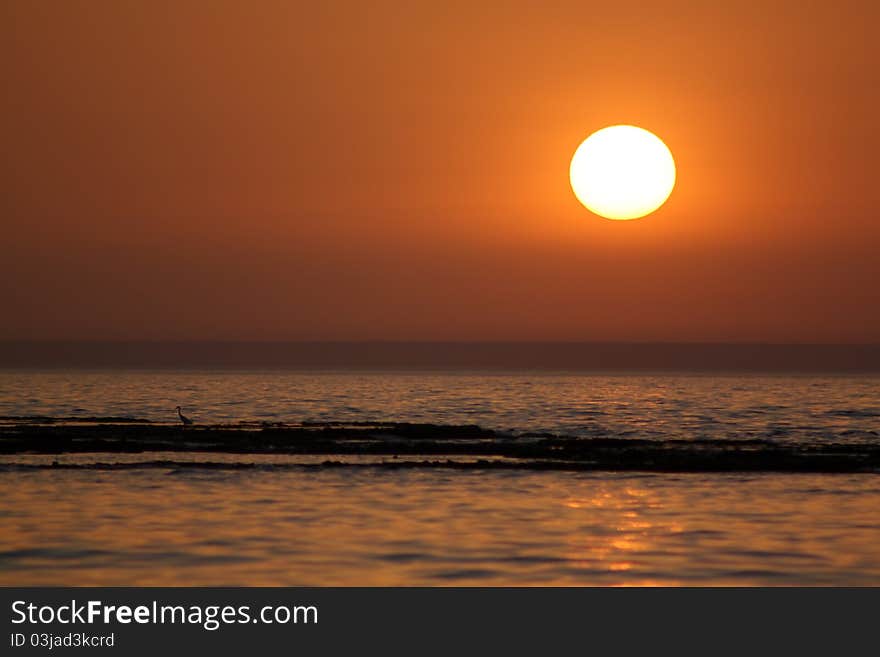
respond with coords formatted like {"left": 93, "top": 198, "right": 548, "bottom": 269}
{"left": 2, "top": 339, "right": 880, "bottom": 346}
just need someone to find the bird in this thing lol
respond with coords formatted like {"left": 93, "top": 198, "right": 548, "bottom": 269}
{"left": 175, "top": 406, "right": 193, "bottom": 426}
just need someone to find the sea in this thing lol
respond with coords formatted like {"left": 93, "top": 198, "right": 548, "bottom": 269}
{"left": 2, "top": 369, "right": 879, "bottom": 586}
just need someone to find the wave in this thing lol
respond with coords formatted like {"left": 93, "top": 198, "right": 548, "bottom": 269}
{"left": 1, "top": 417, "right": 878, "bottom": 474}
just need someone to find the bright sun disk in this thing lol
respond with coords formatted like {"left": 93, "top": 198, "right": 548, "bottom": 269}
{"left": 569, "top": 125, "right": 676, "bottom": 220}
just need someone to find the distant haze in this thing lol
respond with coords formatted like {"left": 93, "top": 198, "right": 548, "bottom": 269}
{"left": 1, "top": 342, "right": 879, "bottom": 372}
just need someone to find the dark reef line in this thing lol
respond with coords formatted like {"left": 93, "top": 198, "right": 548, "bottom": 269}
{"left": 1, "top": 419, "right": 879, "bottom": 473}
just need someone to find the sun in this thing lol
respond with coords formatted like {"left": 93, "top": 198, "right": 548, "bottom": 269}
{"left": 569, "top": 125, "right": 676, "bottom": 220}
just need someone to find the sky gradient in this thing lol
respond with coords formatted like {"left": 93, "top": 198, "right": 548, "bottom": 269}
{"left": 2, "top": 1, "right": 878, "bottom": 342}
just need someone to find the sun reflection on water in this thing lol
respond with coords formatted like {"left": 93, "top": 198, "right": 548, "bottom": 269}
{"left": 1, "top": 468, "right": 880, "bottom": 586}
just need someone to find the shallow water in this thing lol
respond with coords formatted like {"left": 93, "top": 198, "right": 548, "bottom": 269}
{"left": 1, "top": 370, "right": 879, "bottom": 444}
{"left": 2, "top": 467, "right": 880, "bottom": 586}
{"left": 1, "top": 370, "right": 879, "bottom": 585}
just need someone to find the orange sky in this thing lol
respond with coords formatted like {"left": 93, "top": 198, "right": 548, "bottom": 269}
{"left": 2, "top": 1, "right": 878, "bottom": 342}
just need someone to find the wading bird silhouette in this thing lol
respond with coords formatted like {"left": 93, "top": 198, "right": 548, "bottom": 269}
{"left": 175, "top": 406, "right": 193, "bottom": 426}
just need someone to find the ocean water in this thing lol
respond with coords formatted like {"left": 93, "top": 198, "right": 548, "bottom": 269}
{"left": 1, "top": 370, "right": 879, "bottom": 443}
{"left": 1, "top": 370, "right": 880, "bottom": 586}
